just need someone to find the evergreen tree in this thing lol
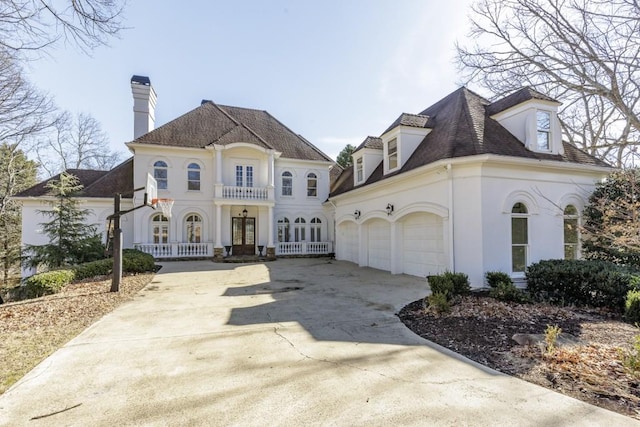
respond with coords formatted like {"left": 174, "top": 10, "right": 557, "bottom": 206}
{"left": 336, "top": 144, "right": 356, "bottom": 168}
{"left": 582, "top": 169, "right": 640, "bottom": 267}
{"left": 0, "top": 144, "right": 37, "bottom": 283}
{"left": 25, "top": 172, "right": 104, "bottom": 269}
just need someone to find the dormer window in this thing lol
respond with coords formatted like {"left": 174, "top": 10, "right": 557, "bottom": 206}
{"left": 356, "top": 157, "right": 363, "bottom": 183}
{"left": 388, "top": 138, "right": 398, "bottom": 170}
{"left": 536, "top": 111, "right": 551, "bottom": 151}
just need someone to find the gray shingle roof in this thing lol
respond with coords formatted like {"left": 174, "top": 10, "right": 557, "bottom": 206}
{"left": 382, "top": 113, "right": 431, "bottom": 135}
{"left": 354, "top": 136, "right": 383, "bottom": 153}
{"left": 16, "top": 159, "right": 134, "bottom": 198}
{"left": 132, "top": 101, "right": 332, "bottom": 162}
{"left": 486, "top": 87, "right": 560, "bottom": 116}
{"left": 330, "top": 87, "right": 610, "bottom": 197}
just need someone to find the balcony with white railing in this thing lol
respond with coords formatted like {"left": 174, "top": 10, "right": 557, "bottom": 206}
{"left": 220, "top": 185, "right": 270, "bottom": 201}
{"left": 135, "top": 243, "right": 214, "bottom": 259}
{"left": 276, "top": 241, "right": 332, "bottom": 256}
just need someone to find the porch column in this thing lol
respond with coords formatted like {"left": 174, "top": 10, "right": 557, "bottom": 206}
{"left": 267, "top": 205, "right": 275, "bottom": 259}
{"left": 215, "top": 145, "right": 223, "bottom": 184}
{"left": 268, "top": 150, "right": 275, "bottom": 186}
{"left": 215, "top": 204, "right": 222, "bottom": 247}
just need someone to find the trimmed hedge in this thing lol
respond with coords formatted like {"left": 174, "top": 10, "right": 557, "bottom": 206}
{"left": 22, "top": 249, "right": 157, "bottom": 300}
{"left": 122, "top": 249, "right": 156, "bottom": 274}
{"left": 24, "top": 269, "right": 75, "bottom": 298}
{"left": 526, "top": 259, "right": 640, "bottom": 312}
{"left": 427, "top": 272, "right": 470, "bottom": 300}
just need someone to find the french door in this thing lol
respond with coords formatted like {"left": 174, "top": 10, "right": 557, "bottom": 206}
{"left": 232, "top": 217, "right": 255, "bottom": 255}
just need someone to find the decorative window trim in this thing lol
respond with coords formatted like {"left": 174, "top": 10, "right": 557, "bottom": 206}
{"left": 153, "top": 160, "right": 168, "bottom": 190}
{"left": 511, "top": 202, "right": 529, "bottom": 274}
{"left": 355, "top": 157, "right": 364, "bottom": 183}
{"left": 281, "top": 171, "right": 293, "bottom": 197}
{"left": 387, "top": 138, "right": 399, "bottom": 171}
{"left": 306, "top": 172, "right": 318, "bottom": 198}
{"left": 187, "top": 163, "right": 201, "bottom": 191}
{"left": 184, "top": 213, "right": 203, "bottom": 243}
{"left": 536, "top": 110, "right": 551, "bottom": 152}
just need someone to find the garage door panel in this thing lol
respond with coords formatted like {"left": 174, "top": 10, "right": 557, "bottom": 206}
{"left": 337, "top": 222, "right": 358, "bottom": 264}
{"left": 401, "top": 213, "right": 446, "bottom": 277}
{"left": 367, "top": 219, "right": 390, "bottom": 271}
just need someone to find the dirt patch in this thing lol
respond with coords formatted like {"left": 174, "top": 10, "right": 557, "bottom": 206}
{"left": 398, "top": 294, "right": 640, "bottom": 420}
{"left": 0, "top": 273, "right": 154, "bottom": 395}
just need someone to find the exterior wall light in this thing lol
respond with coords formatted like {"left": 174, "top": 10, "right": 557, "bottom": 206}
{"left": 242, "top": 208, "right": 248, "bottom": 218}
{"left": 354, "top": 210, "right": 361, "bottom": 219}
{"left": 386, "top": 203, "right": 394, "bottom": 216}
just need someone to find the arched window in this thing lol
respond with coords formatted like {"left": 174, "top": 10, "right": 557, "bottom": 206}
{"left": 152, "top": 213, "right": 169, "bottom": 244}
{"left": 154, "top": 160, "right": 168, "bottom": 189}
{"left": 310, "top": 217, "right": 322, "bottom": 242}
{"left": 307, "top": 173, "right": 317, "bottom": 197}
{"left": 187, "top": 163, "right": 200, "bottom": 191}
{"left": 294, "top": 217, "right": 306, "bottom": 242}
{"left": 564, "top": 205, "right": 579, "bottom": 260}
{"left": 282, "top": 171, "right": 292, "bottom": 196}
{"left": 185, "top": 214, "right": 202, "bottom": 243}
{"left": 277, "top": 217, "right": 290, "bottom": 242}
{"left": 511, "top": 203, "right": 528, "bottom": 273}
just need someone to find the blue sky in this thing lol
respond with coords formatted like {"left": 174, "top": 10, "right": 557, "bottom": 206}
{"left": 24, "top": 0, "right": 472, "bottom": 161}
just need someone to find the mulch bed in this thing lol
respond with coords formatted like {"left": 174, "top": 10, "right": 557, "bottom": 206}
{"left": 398, "top": 293, "right": 640, "bottom": 420}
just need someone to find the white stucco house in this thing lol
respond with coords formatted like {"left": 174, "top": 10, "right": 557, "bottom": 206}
{"left": 17, "top": 75, "right": 338, "bottom": 277}
{"left": 16, "top": 76, "right": 611, "bottom": 286}
{"left": 329, "top": 86, "right": 611, "bottom": 286}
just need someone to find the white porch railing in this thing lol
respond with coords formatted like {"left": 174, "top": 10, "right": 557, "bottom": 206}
{"left": 135, "top": 243, "right": 213, "bottom": 258}
{"left": 222, "top": 186, "right": 268, "bottom": 200}
{"left": 277, "top": 241, "right": 332, "bottom": 255}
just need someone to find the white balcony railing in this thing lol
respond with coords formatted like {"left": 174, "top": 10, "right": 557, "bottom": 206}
{"left": 135, "top": 243, "right": 213, "bottom": 258}
{"left": 277, "top": 241, "right": 331, "bottom": 255}
{"left": 221, "top": 186, "right": 268, "bottom": 200}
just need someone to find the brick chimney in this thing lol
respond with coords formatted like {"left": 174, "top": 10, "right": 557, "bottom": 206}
{"left": 131, "top": 75, "right": 157, "bottom": 139}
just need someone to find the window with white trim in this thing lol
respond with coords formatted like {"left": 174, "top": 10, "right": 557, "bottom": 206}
{"left": 277, "top": 217, "right": 290, "bottom": 242}
{"left": 511, "top": 203, "right": 528, "bottom": 273}
{"left": 282, "top": 171, "right": 292, "bottom": 196}
{"left": 152, "top": 213, "right": 169, "bottom": 244}
{"left": 388, "top": 138, "right": 398, "bottom": 170}
{"left": 187, "top": 163, "right": 200, "bottom": 191}
{"left": 310, "top": 217, "right": 322, "bottom": 242}
{"left": 154, "top": 161, "right": 168, "bottom": 190}
{"left": 564, "top": 205, "right": 579, "bottom": 260}
{"left": 356, "top": 157, "right": 363, "bottom": 183}
{"left": 536, "top": 111, "right": 551, "bottom": 151}
{"left": 235, "top": 165, "right": 254, "bottom": 187}
{"left": 294, "top": 217, "right": 306, "bottom": 242}
{"left": 185, "top": 214, "right": 202, "bottom": 243}
{"left": 307, "top": 173, "right": 317, "bottom": 197}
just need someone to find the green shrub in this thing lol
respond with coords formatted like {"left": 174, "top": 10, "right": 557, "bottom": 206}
{"left": 23, "top": 269, "right": 75, "bottom": 298}
{"left": 73, "top": 258, "right": 113, "bottom": 280}
{"left": 427, "top": 292, "right": 450, "bottom": 314}
{"left": 443, "top": 271, "right": 471, "bottom": 296}
{"left": 485, "top": 271, "right": 512, "bottom": 288}
{"left": 427, "top": 275, "right": 454, "bottom": 298}
{"left": 122, "top": 249, "right": 156, "bottom": 274}
{"left": 526, "top": 259, "right": 640, "bottom": 312}
{"left": 489, "top": 281, "right": 526, "bottom": 303}
{"left": 625, "top": 289, "right": 640, "bottom": 324}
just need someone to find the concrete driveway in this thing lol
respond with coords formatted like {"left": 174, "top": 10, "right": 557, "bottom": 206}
{"left": 1, "top": 259, "right": 638, "bottom": 426}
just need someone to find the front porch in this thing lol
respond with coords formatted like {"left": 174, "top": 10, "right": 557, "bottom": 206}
{"left": 134, "top": 241, "right": 333, "bottom": 259}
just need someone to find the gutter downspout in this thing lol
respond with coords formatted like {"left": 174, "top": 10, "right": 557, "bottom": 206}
{"left": 447, "top": 163, "right": 455, "bottom": 272}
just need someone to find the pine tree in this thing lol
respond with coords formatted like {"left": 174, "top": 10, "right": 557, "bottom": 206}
{"left": 25, "top": 172, "right": 104, "bottom": 269}
{"left": 336, "top": 144, "right": 355, "bottom": 168}
{"left": 0, "top": 144, "right": 37, "bottom": 283}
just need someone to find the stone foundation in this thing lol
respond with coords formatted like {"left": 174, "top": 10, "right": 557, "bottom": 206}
{"left": 213, "top": 247, "right": 224, "bottom": 262}
{"left": 266, "top": 246, "right": 276, "bottom": 260}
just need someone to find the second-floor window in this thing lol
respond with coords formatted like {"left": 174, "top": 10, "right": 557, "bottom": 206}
{"left": 356, "top": 157, "right": 363, "bottom": 182}
{"left": 154, "top": 160, "right": 168, "bottom": 190}
{"left": 235, "top": 165, "right": 254, "bottom": 187}
{"left": 388, "top": 138, "right": 398, "bottom": 170}
{"left": 537, "top": 111, "right": 551, "bottom": 151}
{"left": 282, "top": 171, "right": 292, "bottom": 196}
{"left": 307, "top": 173, "right": 317, "bottom": 197}
{"left": 187, "top": 163, "right": 200, "bottom": 191}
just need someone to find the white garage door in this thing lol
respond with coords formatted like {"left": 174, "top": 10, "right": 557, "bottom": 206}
{"left": 367, "top": 219, "right": 391, "bottom": 271}
{"left": 337, "top": 221, "right": 358, "bottom": 264}
{"left": 402, "top": 213, "right": 446, "bottom": 277}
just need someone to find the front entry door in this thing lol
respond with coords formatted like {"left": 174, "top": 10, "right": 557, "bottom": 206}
{"left": 232, "top": 217, "right": 255, "bottom": 255}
